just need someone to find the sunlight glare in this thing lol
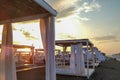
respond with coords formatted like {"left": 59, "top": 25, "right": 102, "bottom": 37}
{"left": 56, "top": 17, "right": 85, "bottom": 39}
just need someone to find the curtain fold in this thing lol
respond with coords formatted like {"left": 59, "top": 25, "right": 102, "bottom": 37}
{"left": 40, "top": 16, "right": 56, "bottom": 80}
{"left": 1, "top": 23, "right": 17, "bottom": 80}
{"left": 75, "top": 43, "right": 85, "bottom": 75}
{"left": 70, "top": 45, "right": 76, "bottom": 72}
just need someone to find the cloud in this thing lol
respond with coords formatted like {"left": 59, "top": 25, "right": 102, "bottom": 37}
{"left": 66, "top": 35, "right": 77, "bottom": 39}
{"left": 46, "top": 0, "right": 78, "bottom": 11}
{"left": 92, "top": 35, "right": 120, "bottom": 43}
{"left": 79, "top": 1, "right": 101, "bottom": 13}
{"left": 57, "top": 6, "right": 77, "bottom": 19}
{"left": 20, "top": 28, "right": 39, "bottom": 40}
{"left": 79, "top": 17, "right": 90, "bottom": 21}
{"left": 12, "top": 26, "right": 17, "bottom": 30}
{"left": 45, "top": 0, "right": 79, "bottom": 19}
{"left": 93, "top": 35, "right": 116, "bottom": 41}
{"left": 57, "top": 33, "right": 77, "bottom": 39}
{"left": 46, "top": 0, "right": 101, "bottom": 20}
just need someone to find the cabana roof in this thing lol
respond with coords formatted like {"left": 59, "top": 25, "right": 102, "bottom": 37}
{"left": 55, "top": 39, "right": 93, "bottom": 46}
{"left": 0, "top": 0, "right": 57, "bottom": 24}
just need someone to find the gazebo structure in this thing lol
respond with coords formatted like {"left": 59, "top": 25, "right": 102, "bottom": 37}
{"left": 13, "top": 44, "right": 35, "bottom": 65}
{"left": 0, "top": 44, "right": 35, "bottom": 65}
{"left": 55, "top": 39, "right": 95, "bottom": 79}
{"left": 0, "top": 0, "right": 57, "bottom": 80}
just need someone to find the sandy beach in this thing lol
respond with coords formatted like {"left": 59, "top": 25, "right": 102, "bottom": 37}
{"left": 89, "top": 59, "right": 120, "bottom": 80}
{"left": 17, "top": 58, "right": 120, "bottom": 80}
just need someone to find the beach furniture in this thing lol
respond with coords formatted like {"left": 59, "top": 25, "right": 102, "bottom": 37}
{"left": 0, "top": 1, "right": 57, "bottom": 80}
{"left": 55, "top": 39, "right": 95, "bottom": 79}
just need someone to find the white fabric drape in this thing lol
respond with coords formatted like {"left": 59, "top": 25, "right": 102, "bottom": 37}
{"left": 0, "top": 23, "right": 17, "bottom": 80}
{"left": 75, "top": 43, "right": 85, "bottom": 75}
{"left": 86, "top": 51, "right": 92, "bottom": 60}
{"left": 70, "top": 45, "right": 76, "bottom": 72}
{"left": 40, "top": 16, "right": 56, "bottom": 80}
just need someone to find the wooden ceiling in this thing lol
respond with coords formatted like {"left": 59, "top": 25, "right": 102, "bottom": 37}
{"left": 0, "top": 0, "right": 49, "bottom": 21}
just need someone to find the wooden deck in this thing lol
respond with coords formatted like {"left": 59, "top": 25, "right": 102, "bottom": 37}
{"left": 17, "top": 66, "right": 89, "bottom": 80}
{"left": 56, "top": 68, "right": 94, "bottom": 77}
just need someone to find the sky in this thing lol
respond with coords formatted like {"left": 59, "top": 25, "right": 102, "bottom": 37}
{"left": 0, "top": 0, "right": 120, "bottom": 55}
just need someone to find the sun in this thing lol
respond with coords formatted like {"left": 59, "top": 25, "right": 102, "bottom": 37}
{"left": 55, "top": 17, "right": 85, "bottom": 39}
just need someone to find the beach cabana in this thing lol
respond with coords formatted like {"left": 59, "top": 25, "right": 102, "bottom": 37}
{"left": 55, "top": 39, "right": 95, "bottom": 79}
{"left": 0, "top": 0, "right": 57, "bottom": 80}
{"left": 13, "top": 44, "right": 35, "bottom": 65}
{"left": 0, "top": 44, "right": 35, "bottom": 65}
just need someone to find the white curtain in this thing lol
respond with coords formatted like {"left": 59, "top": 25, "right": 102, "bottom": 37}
{"left": 75, "top": 43, "right": 85, "bottom": 75}
{"left": 40, "top": 16, "right": 56, "bottom": 80}
{"left": 0, "top": 23, "right": 17, "bottom": 80}
{"left": 70, "top": 45, "right": 76, "bottom": 72}
{"left": 86, "top": 51, "right": 92, "bottom": 60}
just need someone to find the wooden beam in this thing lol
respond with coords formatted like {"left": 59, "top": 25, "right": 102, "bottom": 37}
{"left": 0, "top": 13, "right": 49, "bottom": 24}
